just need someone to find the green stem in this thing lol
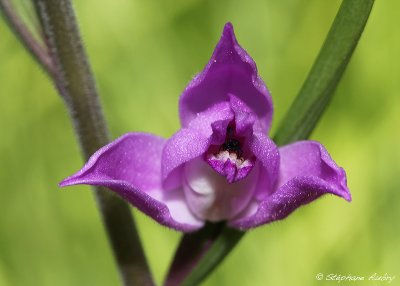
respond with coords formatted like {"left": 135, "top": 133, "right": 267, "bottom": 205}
{"left": 164, "top": 222, "right": 224, "bottom": 286}
{"left": 32, "top": 1, "right": 154, "bottom": 285}
{"left": 179, "top": 0, "right": 374, "bottom": 285}
{"left": 180, "top": 228, "right": 244, "bottom": 286}
{"left": 273, "top": 0, "right": 375, "bottom": 145}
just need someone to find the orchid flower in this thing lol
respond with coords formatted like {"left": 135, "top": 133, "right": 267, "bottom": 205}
{"left": 60, "top": 23, "right": 351, "bottom": 232}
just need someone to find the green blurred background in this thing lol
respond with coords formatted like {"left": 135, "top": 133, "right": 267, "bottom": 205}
{"left": 0, "top": 0, "right": 399, "bottom": 285}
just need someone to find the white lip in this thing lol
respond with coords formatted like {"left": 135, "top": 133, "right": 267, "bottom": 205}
{"left": 207, "top": 150, "right": 253, "bottom": 169}
{"left": 183, "top": 157, "right": 259, "bottom": 222}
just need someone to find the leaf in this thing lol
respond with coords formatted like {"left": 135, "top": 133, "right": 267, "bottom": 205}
{"left": 274, "top": 0, "right": 375, "bottom": 145}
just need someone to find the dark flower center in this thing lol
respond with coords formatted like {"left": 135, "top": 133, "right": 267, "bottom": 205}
{"left": 205, "top": 123, "right": 254, "bottom": 183}
{"left": 220, "top": 126, "right": 243, "bottom": 158}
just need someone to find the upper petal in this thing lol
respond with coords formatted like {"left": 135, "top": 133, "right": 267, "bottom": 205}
{"left": 162, "top": 102, "right": 234, "bottom": 189}
{"left": 60, "top": 133, "right": 204, "bottom": 232}
{"left": 229, "top": 141, "right": 351, "bottom": 230}
{"left": 179, "top": 23, "right": 273, "bottom": 132}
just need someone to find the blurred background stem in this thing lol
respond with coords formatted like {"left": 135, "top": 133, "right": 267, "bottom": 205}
{"left": 0, "top": 0, "right": 54, "bottom": 78}
{"left": 33, "top": 1, "right": 154, "bottom": 285}
{"left": 1, "top": 0, "right": 154, "bottom": 285}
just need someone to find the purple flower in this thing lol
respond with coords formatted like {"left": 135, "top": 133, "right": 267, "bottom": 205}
{"left": 60, "top": 23, "right": 351, "bottom": 232}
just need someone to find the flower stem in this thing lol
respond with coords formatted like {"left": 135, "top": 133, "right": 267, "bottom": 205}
{"left": 178, "top": 227, "right": 243, "bottom": 286}
{"left": 176, "top": 0, "right": 375, "bottom": 285}
{"left": 31, "top": 0, "right": 153, "bottom": 285}
{"left": 164, "top": 222, "right": 224, "bottom": 286}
